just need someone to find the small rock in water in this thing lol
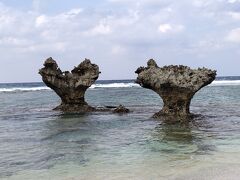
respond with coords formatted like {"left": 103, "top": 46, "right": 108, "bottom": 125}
{"left": 113, "top": 105, "right": 130, "bottom": 114}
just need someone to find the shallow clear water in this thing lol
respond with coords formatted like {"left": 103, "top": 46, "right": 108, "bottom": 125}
{"left": 0, "top": 79, "right": 240, "bottom": 179}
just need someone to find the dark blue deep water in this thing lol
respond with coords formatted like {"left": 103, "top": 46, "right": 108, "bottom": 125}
{"left": 0, "top": 77, "right": 240, "bottom": 179}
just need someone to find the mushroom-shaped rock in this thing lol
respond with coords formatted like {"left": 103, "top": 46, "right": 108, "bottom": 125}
{"left": 135, "top": 59, "right": 216, "bottom": 118}
{"left": 39, "top": 57, "right": 100, "bottom": 112}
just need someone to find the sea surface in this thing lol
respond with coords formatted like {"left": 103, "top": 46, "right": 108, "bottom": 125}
{"left": 0, "top": 77, "right": 240, "bottom": 179}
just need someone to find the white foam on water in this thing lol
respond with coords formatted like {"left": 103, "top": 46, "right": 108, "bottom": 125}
{"left": 210, "top": 80, "right": 240, "bottom": 86}
{"left": 0, "top": 80, "right": 240, "bottom": 92}
{"left": 90, "top": 83, "right": 140, "bottom": 89}
{"left": 90, "top": 80, "right": 240, "bottom": 88}
{"left": 0, "top": 87, "right": 50, "bottom": 92}
{"left": 0, "top": 83, "right": 139, "bottom": 92}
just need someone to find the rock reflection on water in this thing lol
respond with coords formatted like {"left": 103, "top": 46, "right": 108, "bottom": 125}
{"left": 149, "top": 116, "right": 217, "bottom": 159}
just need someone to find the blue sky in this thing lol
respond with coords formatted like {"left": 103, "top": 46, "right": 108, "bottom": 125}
{"left": 0, "top": 0, "right": 240, "bottom": 82}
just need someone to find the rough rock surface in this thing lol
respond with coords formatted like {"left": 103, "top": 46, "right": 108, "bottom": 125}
{"left": 135, "top": 59, "right": 216, "bottom": 118}
{"left": 39, "top": 57, "right": 100, "bottom": 112}
{"left": 113, "top": 105, "right": 130, "bottom": 113}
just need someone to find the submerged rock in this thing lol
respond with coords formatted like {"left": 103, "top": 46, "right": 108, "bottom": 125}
{"left": 135, "top": 59, "right": 216, "bottom": 118}
{"left": 39, "top": 57, "right": 100, "bottom": 112}
{"left": 113, "top": 105, "right": 130, "bottom": 113}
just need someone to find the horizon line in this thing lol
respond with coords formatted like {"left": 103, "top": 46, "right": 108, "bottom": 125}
{"left": 1, "top": 75, "right": 240, "bottom": 84}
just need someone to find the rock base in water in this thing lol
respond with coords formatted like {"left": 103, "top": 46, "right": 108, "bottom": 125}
{"left": 53, "top": 104, "right": 96, "bottom": 112}
{"left": 135, "top": 59, "right": 216, "bottom": 118}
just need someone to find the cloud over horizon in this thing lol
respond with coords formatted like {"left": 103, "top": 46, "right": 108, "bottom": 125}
{"left": 0, "top": 0, "right": 240, "bottom": 82}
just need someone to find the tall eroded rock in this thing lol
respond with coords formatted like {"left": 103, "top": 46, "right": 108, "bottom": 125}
{"left": 39, "top": 57, "right": 100, "bottom": 111}
{"left": 135, "top": 59, "right": 216, "bottom": 118}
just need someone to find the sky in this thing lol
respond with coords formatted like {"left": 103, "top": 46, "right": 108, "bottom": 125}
{"left": 0, "top": 0, "right": 240, "bottom": 82}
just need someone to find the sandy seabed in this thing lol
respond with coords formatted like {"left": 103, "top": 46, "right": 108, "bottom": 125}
{"left": 5, "top": 152, "right": 240, "bottom": 180}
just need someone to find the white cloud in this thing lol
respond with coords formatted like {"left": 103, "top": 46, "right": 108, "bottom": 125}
{"left": 228, "top": 0, "right": 240, "bottom": 3}
{"left": 67, "top": 8, "right": 83, "bottom": 16}
{"left": 228, "top": 12, "right": 240, "bottom": 20}
{"left": 87, "top": 23, "right": 112, "bottom": 36}
{"left": 158, "top": 23, "right": 184, "bottom": 33}
{"left": 0, "top": 37, "right": 31, "bottom": 46}
{"left": 158, "top": 24, "right": 172, "bottom": 33}
{"left": 111, "top": 45, "right": 126, "bottom": 54}
{"left": 35, "top": 8, "right": 83, "bottom": 29}
{"left": 226, "top": 28, "right": 240, "bottom": 43}
{"left": 26, "top": 42, "right": 66, "bottom": 53}
{"left": 35, "top": 15, "right": 48, "bottom": 27}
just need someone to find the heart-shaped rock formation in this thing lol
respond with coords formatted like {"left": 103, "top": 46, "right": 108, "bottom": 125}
{"left": 135, "top": 59, "right": 216, "bottom": 118}
{"left": 39, "top": 57, "right": 100, "bottom": 112}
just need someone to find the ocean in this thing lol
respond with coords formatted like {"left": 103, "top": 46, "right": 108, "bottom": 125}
{"left": 0, "top": 77, "right": 240, "bottom": 179}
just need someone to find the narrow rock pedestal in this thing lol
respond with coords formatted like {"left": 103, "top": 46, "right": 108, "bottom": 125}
{"left": 39, "top": 57, "right": 100, "bottom": 112}
{"left": 135, "top": 59, "right": 216, "bottom": 118}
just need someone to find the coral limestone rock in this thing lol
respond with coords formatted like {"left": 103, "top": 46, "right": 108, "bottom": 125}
{"left": 39, "top": 57, "right": 100, "bottom": 112}
{"left": 135, "top": 59, "right": 216, "bottom": 118}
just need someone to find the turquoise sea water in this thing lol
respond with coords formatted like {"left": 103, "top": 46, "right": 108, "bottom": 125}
{"left": 0, "top": 78, "right": 240, "bottom": 179}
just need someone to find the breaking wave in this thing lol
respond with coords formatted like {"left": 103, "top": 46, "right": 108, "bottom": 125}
{"left": 90, "top": 83, "right": 139, "bottom": 89}
{"left": 0, "top": 87, "right": 50, "bottom": 92}
{"left": 210, "top": 80, "right": 240, "bottom": 86}
{"left": 0, "top": 80, "right": 240, "bottom": 92}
